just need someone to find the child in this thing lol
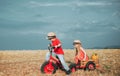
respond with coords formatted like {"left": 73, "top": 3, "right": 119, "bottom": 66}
{"left": 73, "top": 40, "right": 89, "bottom": 64}
{"left": 46, "top": 32, "right": 71, "bottom": 75}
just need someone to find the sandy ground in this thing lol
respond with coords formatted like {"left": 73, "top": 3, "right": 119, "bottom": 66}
{"left": 0, "top": 49, "right": 120, "bottom": 76}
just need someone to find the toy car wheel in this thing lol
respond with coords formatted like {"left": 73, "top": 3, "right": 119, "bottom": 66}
{"left": 85, "top": 61, "right": 96, "bottom": 71}
{"left": 41, "top": 61, "right": 57, "bottom": 74}
{"left": 69, "top": 63, "right": 76, "bottom": 72}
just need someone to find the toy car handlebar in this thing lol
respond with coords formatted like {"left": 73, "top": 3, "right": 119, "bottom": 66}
{"left": 48, "top": 43, "right": 55, "bottom": 53}
{"left": 48, "top": 46, "right": 55, "bottom": 55}
{"left": 48, "top": 44, "right": 55, "bottom": 49}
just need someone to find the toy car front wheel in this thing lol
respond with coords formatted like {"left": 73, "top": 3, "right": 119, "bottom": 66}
{"left": 85, "top": 61, "right": 96, "bottom": 71}
{"left": 41, "top": 61, "right": 57, "bottom": 74}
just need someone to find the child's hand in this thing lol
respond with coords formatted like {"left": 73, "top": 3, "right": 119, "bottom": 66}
{"left": 54, "top": 45, "right": 58, "bottom": 48}
{"left": 52, "top": 45, "right": 58, "bottom": 49}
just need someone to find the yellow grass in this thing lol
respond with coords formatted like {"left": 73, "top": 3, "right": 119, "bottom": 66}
{"left": 0, "top": 49, "right": 120, "bottom": 76}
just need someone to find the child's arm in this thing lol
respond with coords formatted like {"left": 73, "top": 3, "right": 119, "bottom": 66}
{"left": 54, "top": 43, "right": 61, "bottom": 48}
{"left": 80, "top": 47, "right": 86, "bottom": 61}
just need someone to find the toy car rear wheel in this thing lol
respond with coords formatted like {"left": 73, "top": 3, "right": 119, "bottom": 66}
{"left": 69, "top": 63, "right": 76, "bottom": 72}
{"left": 41, "top": 61, "right": 57, "bottom": 74}
{"left": 85, "top": 61, "right": 96, "bottom": 71}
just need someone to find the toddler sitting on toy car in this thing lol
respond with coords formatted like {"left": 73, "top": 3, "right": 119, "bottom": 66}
{"left": 73, "top": 40, "right": 89, "bottom": 64}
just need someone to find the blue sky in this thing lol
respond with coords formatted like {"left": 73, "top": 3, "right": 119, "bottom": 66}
{"left": 0, "top": 0, "right": 120, "bottom": 50}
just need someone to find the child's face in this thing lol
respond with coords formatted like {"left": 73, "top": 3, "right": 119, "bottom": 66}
{"left": 74, "top": 44, "right": 80, "bottom": 48}
{"left": 47, "top": 36, "right": 56, "bottom": 41}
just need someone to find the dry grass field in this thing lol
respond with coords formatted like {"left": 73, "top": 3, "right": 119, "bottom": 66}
{"left": 0, "top": 49, "right": 120, "bottom": 76}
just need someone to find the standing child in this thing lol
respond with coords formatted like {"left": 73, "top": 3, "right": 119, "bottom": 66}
{"left": 73, "top": 40, "right": 89, "bottom": 64}
{"left": 46, "top": 32, "right": 71, "bottom": 75}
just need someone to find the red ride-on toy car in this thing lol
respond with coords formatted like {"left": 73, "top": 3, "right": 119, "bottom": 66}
{"left": 69, "top": 53, "right": 100, "bottom": 72}
{"left": 40, "top": 46, "right": 65, "bottom": 74}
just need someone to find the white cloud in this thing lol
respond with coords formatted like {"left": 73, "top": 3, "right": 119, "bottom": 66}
{"left": 28, "top": 1, "right": 112, "bottom": 8}
{"left": 29, "top": 1, "right": 70, "bottom": 7}
{"left": 75, "top": 2, "right": 112, "bottom": 6}
{"left": 112, "top": 26, "right": 120, "bottom": 32}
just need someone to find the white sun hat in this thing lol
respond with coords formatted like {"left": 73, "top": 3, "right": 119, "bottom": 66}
{"left": 47, "top": 32, "right": 56, "bottom": 37}
{"left": 73, "top": 40, "right": 81, "bottom": 45}
{"left": 46, "top": 32, "right": 56, "bottom": 40}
